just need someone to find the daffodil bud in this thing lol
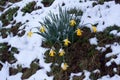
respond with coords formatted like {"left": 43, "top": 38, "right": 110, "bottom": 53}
{"left": 63, "top": 38, "right": 71, "bottom": 46}
{"left": 49, "top": 49, "right": 56, "bottom": 57}
{"left": 27, "top": 31, "right": 33, "bottom": 37}
{"left": 75, "top": 28, "right": 83, "bottom": 36}
{"left": 92, "top": 26, "right": 97, "bottom": 33}
{"left": 61, "top": 63, "right": 69, "bottom": 70}
{"left": 59, "top": 48, "right": 65, "bottom": 56}
{"left": 40, "top": 26, "right": 45, "bottom": 33}
{"left": 70, "top": 19, "right": 76, "bottom": 27}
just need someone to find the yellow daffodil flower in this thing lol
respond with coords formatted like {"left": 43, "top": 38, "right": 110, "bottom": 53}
{"left": 40, "top": 26, "right": 45, "bottom": 33}
{"left": 59, "top": 48, "right": 65, "bottom": 56}
{"left": 63, "top": 38, "right": 71, "bottom": 46}
{"left": 49, "top": 49, "right": 56, "bottom": 57}
{"left": 92, "top": 26, "right": 97, "bottom": 33}
{"left": 70, "top": 19, "right": 76, "bottom": 27}
{"left": 61, "top": 63, "right": 69, "bottom": 70}
{"left": 75, "top": 28, "right": 83, "bottom": 36}
{"left": 27, "top": 31, "right": 33, "bottom": 37}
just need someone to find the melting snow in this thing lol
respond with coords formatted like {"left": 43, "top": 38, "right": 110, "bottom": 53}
{"left": 89, "top": 37, "right": 98, "bottom": 45}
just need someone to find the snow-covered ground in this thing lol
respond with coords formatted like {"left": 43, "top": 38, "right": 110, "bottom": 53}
{"left": 0, "top": 0, "right": 120, "bottom": 80}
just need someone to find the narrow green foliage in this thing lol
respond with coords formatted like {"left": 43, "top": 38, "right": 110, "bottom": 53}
{"left": 38, "top": 7, "right": 80, "bottom": 47}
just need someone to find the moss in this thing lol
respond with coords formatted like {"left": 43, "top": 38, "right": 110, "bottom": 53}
{"left": 9, "top": 67, "right": 19, "bottom": 76}
{"left": 0, "top": 7, "right": 19, "bottom": 26}
{"left": 0, "top": 0, "right": 21, "bottom": 6}
{"left": 9, "top": 59, "right": 41, "bottom": 78}
{"left": 0, "top": 28, "right": 9, "bottom": 38}
{"left": 21, "top": 61, "right": 41, "bottom": 79}
{"left": 10, "top": 22, "right": 22, "bottom": 36}
{"left": 0, "top": 0, "right": 6, "bottom": 6}
{"left": 0, "top": 63, "right": 3, "bottom": 70}
{"left": 104, "top": 25, "right": 120, "bottom": 32}
{"left": 8, "top": 0, "right": 22, "bottom": 3}
{"left": 90, "top": 72, "right": 101, "bottom": 80}
{"left": 67, "top": 8, "right": 83, "bottom": 16}
{"left": 96, "top": 25, "right": 120, "bottom": 47}
{"left": 0, "top": 22, "right": 24, "bottom": 38}
{"left": 41, "top": 0, "right": 55, "bottom": 7}
{"left": 0, "top": 42, "right": 18, "bottom": 64}
{"left": 21, "top": 1, "right": 36, "bottom": 14}
{"left": 92, "top": 2, "right": 98, "bottom": 7}
{"left": 11, "top": 47, "right": 19, "bottom": 54}
{"left": 98, "top": 0, "right": 105, "bottom": 4}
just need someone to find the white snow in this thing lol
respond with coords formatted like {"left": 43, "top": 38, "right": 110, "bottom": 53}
{"left": 98, "top": 74, "right": 120, "bottom": 80}
{"left": 113, "top": 68, "right": 117, "bottom": 72}
{"left": 70, "top": 72, "right": 82, "bottom": 80}
{"left": 89, "top": 37, "right": 98, "bottom": 45}
{"left": 69, "top": 70, "right": 91, "bottom": 80}
{"left": 105, "top": 43, "right": 120, "bottom": 66}
{"left": 116, "top": 32, "right": 120, "bottom": 36}
{"left": 96, "top": 46, "right": 106, "bottom": 52}
{"left": 7, "top": 73, "right": 22, "bottom": 80}
{"left": 83, "top": 70, "right": 91, "bottom": 80}
{"left": 28, "top": 69, "right": 53, "bottom": 80}
{"left": 110, "top": 30, "right": 118, "bottom": 35}
{"left": 0, "top": 62, "right": 9, "bottom": 80}
{"left": 80, "top": 1, "right": 120, "bottom": 31}
{"left": 93, "top": 69, "right": 100, "bottom": 73}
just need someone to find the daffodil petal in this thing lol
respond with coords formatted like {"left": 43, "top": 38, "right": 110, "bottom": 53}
{"left": 61, "top": 63, "right": 68, "bottom": 70}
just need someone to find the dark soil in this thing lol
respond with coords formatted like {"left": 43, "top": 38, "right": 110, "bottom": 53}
{"left": 44, "top": 26, "right": 120, "bottom": 80}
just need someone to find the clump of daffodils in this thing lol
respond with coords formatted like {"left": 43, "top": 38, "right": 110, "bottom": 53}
{"left": 27, "top": 31, "right": 33, "bottom": 37}
{"left": 36, "top": 7, "right": 99, "bottom": 71}
{"left": 61, "top": 62, "right": 69, "bottom": 70}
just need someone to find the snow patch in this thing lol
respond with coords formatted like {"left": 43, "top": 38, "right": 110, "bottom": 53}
{"left": 89, "top": 37, "right": 98, "bottom": 45}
